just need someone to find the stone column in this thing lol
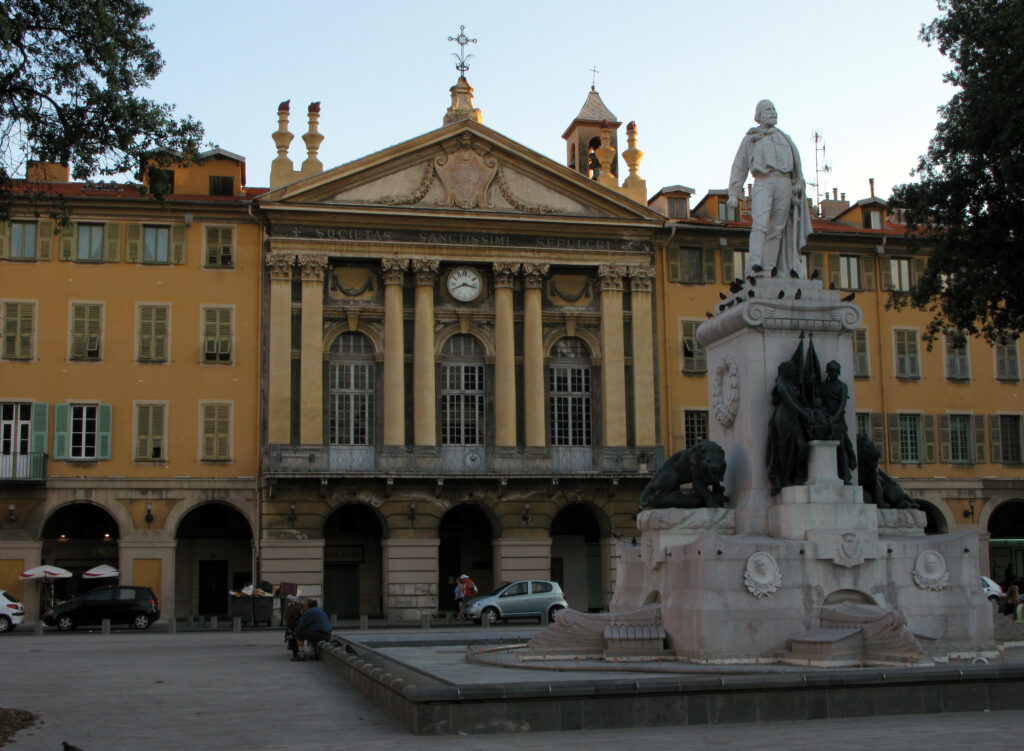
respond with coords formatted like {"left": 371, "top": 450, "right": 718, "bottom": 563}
{"left": 493, "top": 263, "right": 520, "bottom": 446}
{"left": 266, "top": 253, "right": 296, "bottom": 444}
{"left": 599, "top": 265, "right": 627, "bottom": 447}
{"left": 522, "top": 263, "right": 549, "bottom": 447}
{"left": 493, "top": 537, "right": 552, "bottom": 584}
{"left": 382, "top": 259, "right": 408, "bottom": 446}
{"left": 629, "top": 265, "right": 656, "bottom": 446}
{"left": 298, "top": 254, "right": 328, "bottom": 445}
{"left": 412, "top": 259, "right": 439, "bottom": 446}
{"left": 382, "top": 538, "right": 440, "bottom": 621}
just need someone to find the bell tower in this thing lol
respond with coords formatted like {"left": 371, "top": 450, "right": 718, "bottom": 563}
{"left": 562, "top": 86, "right": 621, "bottom": 181}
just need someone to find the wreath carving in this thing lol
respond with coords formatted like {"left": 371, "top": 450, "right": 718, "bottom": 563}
{"left": 711, "top": 355, "right": 740, "bottom": 427}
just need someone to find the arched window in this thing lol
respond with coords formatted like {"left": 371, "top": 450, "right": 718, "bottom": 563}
{"left": 328, "top": 333, "right": 374, "bottom": 445}
{"left": 441, "top": 335, "right": 484, "bottom": 445}
{"left": 549, "top": 337, "right": 591, "bottom": 446}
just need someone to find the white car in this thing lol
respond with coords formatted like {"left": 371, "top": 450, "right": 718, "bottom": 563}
{"left": 982, "top": 575, "right": 1004, "bottom": 602}
{"left": 0, "top": 590, "right": 25, "bottom": 632}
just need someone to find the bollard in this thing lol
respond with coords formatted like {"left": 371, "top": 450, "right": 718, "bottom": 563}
{"left": 232, "top": 616, "right": 241, "bottom": 633}
{"left": 330, "top": 613, "right": 338, "bottom": 628}
{"left": 210, "top": 616, "right": 218, "bottom": 631}
{"left": 101, "top": 618, "right": 111, "bottom": 634}
{"left": 168, "top": 618, "right": 177, "bottom": 634}
{"left": 359, "top": 614, "right": 368, "bottom": 631}
{"left": 34, "top": 620, "right": 44, "bottom": 636}
{"left": 481, "top": 613, "right": 490, "bottom": 629}
{"left": 445, "top": 611, "right": 453, "bottom": 624}
{"left": 421, "top": 613, "right": 431, "bottom": 629}
{"left": 540, "top": 610, "right": 549, "bottom": 626}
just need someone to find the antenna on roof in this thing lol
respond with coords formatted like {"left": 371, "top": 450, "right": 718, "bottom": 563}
{"left": 809, "top": 129, "right": 832, "bottom": 216}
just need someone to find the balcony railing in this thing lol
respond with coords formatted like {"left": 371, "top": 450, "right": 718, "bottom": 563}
{"left": 0, "top": 452, "right": 47, "bottom": 481}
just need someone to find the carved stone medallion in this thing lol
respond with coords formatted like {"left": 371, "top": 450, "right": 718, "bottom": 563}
{"left": 912, "top": 550, "right": 949, "bottom": 591}
{"left": 834, "top": 532, "right": 866, "bottom": 568}
{"left": 744, "top": 552, "right": 781, "bottom": 599}
{"left": 711, "top": 355, "right": 740, "bottom": 427}
{"left": 434, "top": 134, "right": 497, "bottom": 209}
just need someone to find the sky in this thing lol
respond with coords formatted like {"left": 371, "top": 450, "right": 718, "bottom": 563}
{"left": 141, "top": 0, "right": 953, "bottom": 204}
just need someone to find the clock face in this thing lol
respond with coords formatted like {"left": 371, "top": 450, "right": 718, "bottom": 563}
{"left": 447, "top": 267, "right": 483, "bottom": 302}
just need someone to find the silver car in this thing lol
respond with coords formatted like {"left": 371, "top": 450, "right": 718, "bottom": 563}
{"left": 463, "top": 579, "right": 568, "bottom": 625}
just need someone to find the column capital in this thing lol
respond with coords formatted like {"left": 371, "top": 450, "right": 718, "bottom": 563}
{"left": 522, "top": 263, "right": 550, "bottom": 289}
{"left": 598, "top": 264, "right": 628, "bottom": 292}
{"left": 266, "top": 252, "right": 296, "bottom": 281}
{"left": 297, "top": 253, "right": 329, "bottom": 282}
{"left": 411, "top": 258, "right": 440, "bottom": 286}
{"left": 381, "top": 257, "right": 409, "bottom": 285}
{"left": 492, "top": 262, "right": 521, "bottom": 288}
{"left": 628, "top": 264, "right": 655, "bottom": 293}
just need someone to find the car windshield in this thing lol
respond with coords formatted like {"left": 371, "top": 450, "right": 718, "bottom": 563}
{"left": 488, "top": 583, "right": 512, "bottom": 596}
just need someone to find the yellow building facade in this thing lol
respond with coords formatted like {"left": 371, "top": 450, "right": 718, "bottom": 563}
{"left": 0, "top": 152, "right": 263, "bottom": 623}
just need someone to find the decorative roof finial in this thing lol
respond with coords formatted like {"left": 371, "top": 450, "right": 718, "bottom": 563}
{"left": 448, "top": 25, "right": 477, "bottom": 75}
{"left": 590, "top": 65, "right": 599, "bottom": 90}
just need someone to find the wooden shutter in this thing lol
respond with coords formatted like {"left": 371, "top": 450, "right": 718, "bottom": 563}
{"left": 136, "top": 404, "right": 149, "bottom": 460}
{"left": 827, "top": 254, "right": 841, "bottom": 289}
{"left": 30, "top": 402, "right": 48, "bottom": 454}
{"left": 15, "top": 303, "right": 32, "bottom": 358}
{"left": 912, "top": 257, "right": 926, "bottom": 286}
{"left": 203, "top": 403, "right": 230, "bottom": 460}
{"left": 37, "top": 219, "right": 53, "bottom": 260}
{"left": 104, "top": 222, "right": 121, "bottom": 262}
{"left": 991, "top": 414, "right": 1003, "bottom": 464}
{"left": 71, "top": 304, "right": 87, "bottom": 358}
{"left": 702, "top": 248, "right": 717, "bottom": 284}
{"left": 853, "top": 329, "right": 869, "bottom": 377}
{"left": 938, "top": 414, "right": 951, "bottom": 463}
{"left": 153, "top": 306, "right": 168, "bottom": 361}
{"left": 923, "top": 414, "right": 937, "bottom": 463}
{"left": 138, "top": 306, "right": 153, "bottom": 361}
{"left": 53, "top": 403, "right": 69, "bottom": 460}
{"left": 887, "top": 413, "right": 900, "bottom": 463}
{"left": 975, "top": 414, "right": 987, "bottom": 463}
{"left": 3, "top": 302, "right": 16, "bottom": 357}
{"left": 205, "top": 226, "right": 219, "bottom": 267}
{"left": 811, "top": 252, "right": 826, "bottom": 281}
{"left": 151, "top": 405, "right": 164, "bottom": 459}
{"left": 666, "top": 248, "right": 680, "bottom": 282}
{"left": 861, "top": 256, "right": 875, "bottom": 290}
{"left": 126, "top": 223, "right": 141, "bottom": 262}
{"left": 136, "top": 404, "right": 164, "bottom": 460}
{"left": 60, "top": 224, "right": 74, "bottom": 260}
{"left": 879, "top": 258, "right": 892, "bottom": 290}
{"left": 171, "top": 224, "right": 186, "bottom": 264}
{"left": 870, "top": 412, "right": 885, "bottom": 448}
{"left": 97, "top": 404, "right": 112, "bottom": 460}
{"left": 722, "top": 250, "right": 734, "bottom": 283}
{"left": 0, "top": 221, "right": 8, "bottom": 259}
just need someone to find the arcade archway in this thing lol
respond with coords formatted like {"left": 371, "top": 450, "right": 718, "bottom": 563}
{"left": 915, "top": 500, "right": 949, "bottom": 535}
{"left": 438, "top": 504, "right": 494, "bottom": 613}
{"left": 41, "top": 502, "right": 119, "bottom": 602}
{"left": 323, "top": 504, "right": 384, "bottom": 618}
{"left": 988, "top": 499, "right": 1024, "bottom": 586}
{"left": 550, "top": 503, "right": 604, "bottom": 612}
{"left": 175, "top": 503, "right": 252, "bottom": 618}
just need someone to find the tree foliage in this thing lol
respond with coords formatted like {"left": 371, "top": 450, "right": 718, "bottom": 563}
{"left": 0, "top": 0, "right": 203, "bottom": 218}
{"left": 889, "top": 0, "right": 1024, "bottom": 344}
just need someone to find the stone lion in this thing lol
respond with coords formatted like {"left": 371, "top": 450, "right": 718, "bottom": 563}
{"left": 638, "top": 440, "right": 729, "bottom": 509}
{"left": 857, "top": 434, "right": 918, "bottom": 509}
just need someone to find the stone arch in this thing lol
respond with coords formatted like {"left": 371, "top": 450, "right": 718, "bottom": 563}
{"left": 165, "top": 497, "right": 255, "bottom": 539}
{"left": 437, "top": 503, "right": 496, "bottom": 613}
{"left": 322, "top": 322, "right": 383, "bottom": 360}
{"left": 550, "top": 501, "right": 610, "bottom": 612}
{"left": 174, "top": 501, "right": 255, "bottom": 619}
{"left": 322, "top": 502, "right": 386, "bottom": 618}
{"left": 38, "top": 501, "right": 123, "bottom": 602}
{"left": 984, "top": 498, "right": 1024, "bottom": 584}
{"left": 27, "top": 497, "right": 130, "bottom": 541}
{"left": 435, "top": 325, "right": 495, "bottom": 359}
{"left": 543, "top": 329, "right": 601, "bottom": 362}
{"left": 914, "top": 499, "right": 951, "bottom": 534}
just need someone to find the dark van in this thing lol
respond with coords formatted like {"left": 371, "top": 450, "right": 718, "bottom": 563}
{"left": 43, "top": 585, "right": 160, "bottom": 631}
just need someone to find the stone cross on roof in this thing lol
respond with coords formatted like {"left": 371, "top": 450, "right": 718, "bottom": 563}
{"left": 448, "top": 25, "right": 477, "bottom": 75}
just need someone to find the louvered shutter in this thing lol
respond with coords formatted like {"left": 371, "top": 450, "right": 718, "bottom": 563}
{"left": 71, "top": 304, "right": 87, "bottom": 358}
{"left": 827, "top": 254, "right": 841, "bottom": 289}
{"left": 887, "top": 413, "right": 900, "bottom": 463}
{"left": 151, "top": 405, "right": 164, "bottom": 459}
{"left": 870, "top": 412, "right": 885, "bottom": 448}
{"left": 0, "top": 221, "right": 8, "bottom": 259}
{"left": 912, "top": 257, "right": 926, "bottom": 286}
{"left": 37, "top": 219, "right": 53, "bottom": 260}
{"left": 30, "top": 402, "right": 48, "bottom": 455}
{"left": 104, "top": 222, "right": 121, "bottom": 262}
{"left": 923, "top": 414, "right": 937, "bottom": 463}
{"left": 136, "top": 405, "right": 149, "bottom": 460}
{"left": 879, "top": 258, "right": 892, "bottom": 290}
{"left": 722, "top": 250, "right": 734, "bottom": 283}
{"left": 861, "top": 256, "right": 875, "bottom": 290}
{"left": 702, "top": 248, "right": 716, "bottom": 284}
{"left": 53, "top": 403, "right": 69, "bottom": 460}
{"left": 126, "top": 223, "right": 141, "bottom": 262}
{"left": 171, "top": 224, "right": 186, "bottom": 264}
{"left": 138, "top": 306, "right": 153, "bottom": 361}
{"left": 991, "top": 415, "right": 1003, "bottom": 464}
{"left": 96, "top": 404, "right": 112, "bottom": 460}
{"left": 667, "top": 248, "right": 680, "bottom": 282}
{"left": 60, "top": 224, "right": 74, "bottom": 260}
{"left": 938, "top": 414, "right": 951, "bottom": 463}
{"left": 974, "top": 415, "right": 987, "bottom": 464}
{"left": 153, "top": 306, "right": 168, "bottom": 361}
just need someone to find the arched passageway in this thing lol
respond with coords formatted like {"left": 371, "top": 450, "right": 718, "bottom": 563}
{"left": 322, "top": 504, "right": 383, "bottom": 618}
{"left": 915, "top": 500, "right": 948, "bottom": 535}
{"left": 438, "top": 504, "right": 493, "bottom": 613}
{"left": 988, "top": 499, "right": 1024, "bottom": 586}
{"left": 550, "top": 503, "right": 604, "bottom": 612}
{"left": 41, "top": 503, "right": 119, "bottom": 603}
{"left": 175, "top": 503, "right": 252, "bottom": 618}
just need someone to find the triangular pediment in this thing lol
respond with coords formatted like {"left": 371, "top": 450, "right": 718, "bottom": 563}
{"left": 257, "top": 120, "right": 662, "bottom": 222}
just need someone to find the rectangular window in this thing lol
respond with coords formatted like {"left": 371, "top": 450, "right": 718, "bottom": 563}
{"left": 204, "top": 226, "right": 234, "bottom": 268}
{"left": 863, "top": 209, "right": 882, "bottom": 229}
{"left": 899, "top": 414, "right": 922, "bottom": 463}
{"left": 679, "top": 248, "right": 702, "bottom": 284}
{"left": 10, "top": 222, "right": 36, "bottom": 260}
{"left": 668, "top": 198, "right": 687, "bottom": 218}
{"left": 329, "top": 362, "right": 374, "bottom": 445}
{"left": 137, "top": 304, "right": 169, "bottom": 363}
{"left": 732, "top": 249, "right": 749, "bottom": 276}
{"left": 70, "top": 404, "right": 98, "bottom": 460}
{"left": 3, "top": 302, "right": 33, "bottom": 360}
{"left": 70, "top": 303, "right": 102, "bottom": 360}
{"left": 717, "top": 202, "right": 737, "bottom": 221}
{"left": 683, "top": 410, "right": 708, "bottom": 448}
{"left": 680, "top": 320, "right": 707, "bottom": 374}
{"left": 135, "top": 403, "right": 165, "bottom": 461}
{"left": 839, "top": 256, "right": 860, "bottom": 290}
{"left": 856, "top": 412, "right": 871, "bottom": 439}
{"left": 209, "top": 176, "right": 234, "bottom": 196}
{"left": 996, "top": 339, "right": 1020, "bottom": 381}
{"left": 202, "top": 307, "right": 232, "bottom": 363}
{"left": 142, "top": 226, "right": 169, "bottom": 264}
{"left": 201, "top": 403, "right": 231, "bottom": 461}
{"left": 853, "top": 328, "right": 870, "bottom": 378}
{"left": 441, "top": 364, "right": 485, "bottom": 445}
{"left": 945, "top": 333, "right": 970, "bottom": 380}
{"left": 76, "top": 224, "right": 104, "bottom": 262}
{"left": 949, "top": 414, "right": 973, "bottom": 463}
{"left": 549, "top": 366, "right": 591, "bottom": 446}
{"left": 894, "top": 328, "right": 920, "bottom": 378}
{"left": 889, "top": 258, "right": 912, "bottom": 291}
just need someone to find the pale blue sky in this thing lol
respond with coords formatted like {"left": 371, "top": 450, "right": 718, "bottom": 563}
{"left": 143, "top": 0, "right": 952, "bottom": 204}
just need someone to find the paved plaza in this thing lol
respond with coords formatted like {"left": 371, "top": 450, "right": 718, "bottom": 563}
{"left": 0, "top": 626, "right": 1016, "bottom": 750}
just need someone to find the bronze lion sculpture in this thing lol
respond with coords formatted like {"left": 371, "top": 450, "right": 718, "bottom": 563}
{"left": 638, "top": 440, "right": 729, "bottom": 510}
{"left": 857, "top": 434, "right": 918, "bottom": 509}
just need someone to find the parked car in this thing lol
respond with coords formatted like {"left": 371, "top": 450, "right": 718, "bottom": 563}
{"left": 462, "top": 579, "right": 568, "bottom": 625}
{"left": 0, "top": 590, "right": 25, "bottom": 632}
{"left": 43, "top": 585, "right": 159, "bottom": 631}
{"left": 982, "top": 575, "right": 1004, "bottom": 602}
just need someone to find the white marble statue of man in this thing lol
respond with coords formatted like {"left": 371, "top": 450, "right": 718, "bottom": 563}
{"left": 727, "top": 100, "right": 813, "bottom": 279}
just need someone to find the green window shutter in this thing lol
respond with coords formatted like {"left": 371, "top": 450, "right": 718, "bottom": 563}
{"left": 205, "top": 227, "right": 219, "bottom": 266}
{"left": 135, "top": 404, "right": 149, "bottom": 460}
{"left": 218, "top": 308, "right": 232, "bottom": 360}
{"left": 827, "top": 254, "right": 841, "bottom": 289}
{"left": 138, "top": 305, "right": 152, "bottom": 361}
{"left": 153, "top": 305, "right": 168, "bottom": 361}
{"left": 71, "top": 304, "right": 87, "bottom": 358}
{"left": 30, "top": 402, "right": 48, "bottom": 454}
{"left": 938, "top": 414, "right": 951, "bottom": 463}
{"left": 104, "top": 222, "right": 121, "bottom": 262}
{"left": 37, "top": 219, "right": 53, "bottom": 260}
{"left": 879, "top": 258, "right": 892, "bottom": 290}
{"left": 811, "top": 252, "right": 826, "bottom": 280}
{"left": 53, "top": 403, "right": 69, "bottom": 460}
{"left": 923, "top": 414, "right": 937, "bottom": 463}
{"left": 0, "top": 221, "right": 8, "bottom": 259}
{"left": 202, "top": 404, "right": 216, "bottom": 459}
{"left": 3, "top": 302, "right": 16, "bottom": 357}
{"left": 702, "top": 247, "right": 717, "bottom": 284}
{"left": 60, "top": 224, "right": 74, "bottom": 260}
{"left": 152, "top": 405, "right": 165, "bottom": 459}
{"left": 16, "top": 303, "right": 33, "bottom": 358}
{"left": 861, "top": 256, "right": 875, "bottom": 290}
{"left": 126, "top": 223, "right": 141, "bottom": 262}
{"left": 171, "top": 224, "right": 186, "bottom": 264}
{"left": 722, "top": 250, "right": 734, "bottom": 283}
{"left": 666, "top": 249, "right": 680, "bottom": 282}
{"left": 991, "top": 414, "right": 1003, "bottom": 464}
{"left": 887, "top": 413, "right": 900, "bottom": 463}
{"left": 870, "top": 412, "right": 885, "bottom": 448}
{"left": 974, "top": 415, "right": 987, "bottom": 464}
{"left": 97, "top": 404, "right": 112, "bottom": 460}
{"left": 204, "top": 308, "right": 217, "bottom": 359}
{"left": 912, "top": 257, "right": 926, "bottom": 285}
{"left": 215, "top": 404, "right": 230, "bottom": 459}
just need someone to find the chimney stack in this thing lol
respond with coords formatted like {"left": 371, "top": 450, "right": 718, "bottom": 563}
{"left": 869, "top": 178, "right": 875, "bottom": 197}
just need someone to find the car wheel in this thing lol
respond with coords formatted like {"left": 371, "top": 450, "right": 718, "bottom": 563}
{"left": 56, "top": 614, "right": 76, "bottom": 632}
{"left": 482, "top": 607, "right": 500, "bottom": 625}
{"left": 547, "top": 605, "right": 565, "bottom": 623}
{"left": 0, "top": 615, "right": 10, "bottom": 633}
{"left": 132, "top": 613, "right": 151, "bottom": 630}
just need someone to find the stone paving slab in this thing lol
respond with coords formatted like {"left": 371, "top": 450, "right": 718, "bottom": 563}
{"left": 0, "top": 627, "right": 1016, "bottom": 750}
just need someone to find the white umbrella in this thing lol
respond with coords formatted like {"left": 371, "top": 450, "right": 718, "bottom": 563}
{"left": 19, "top": 565, "right": 72, "bottom": 581}
{"left": 82, "top": 564, "right": 119, "bottom": 579}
